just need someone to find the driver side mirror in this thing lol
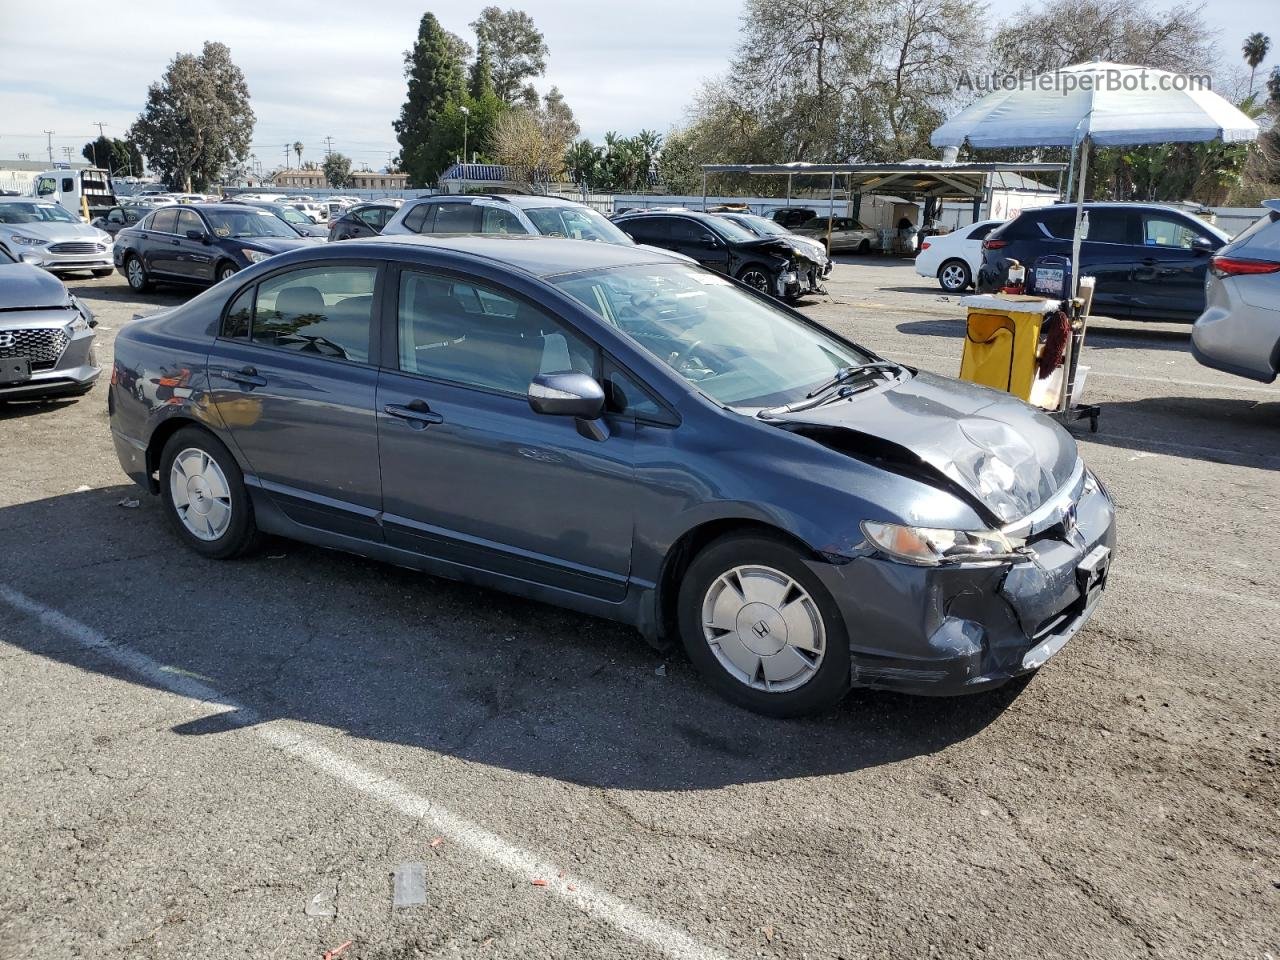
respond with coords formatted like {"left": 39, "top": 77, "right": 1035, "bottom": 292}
{"left": 186, "top": 229, "right": 209, "bottom": 243}
{"left": 700, "top": 234, "right": 718, "bottom": 248}
{"left": 528, "top": 372, "right": 609, "bottom": 441}
{"left": 1191, "top": 237, "right": 1215, "bottom": 255}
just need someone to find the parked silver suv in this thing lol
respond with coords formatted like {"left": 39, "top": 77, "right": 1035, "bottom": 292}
{"left": 1191, "top": 200, "right": 1280, "bottom": 382}
{"left": 382, "top": 194, "right": 636, "bottom": 244}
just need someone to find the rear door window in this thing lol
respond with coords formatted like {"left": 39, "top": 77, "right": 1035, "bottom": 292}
{"left": 969, "top": 222, "right": 998, "bottom": 240}
{"left": 151, "top": 208, "right": 178, "bottom": 234}
{"left": 1084, "top": 209, "right": 1137, "bottom": 245}
{"left": 432, "top": 203, "right": 481, "bottom": 233}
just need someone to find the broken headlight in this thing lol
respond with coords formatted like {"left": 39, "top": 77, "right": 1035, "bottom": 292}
{"left": 861, "top": 521, "right": 1025, "bottom": 566}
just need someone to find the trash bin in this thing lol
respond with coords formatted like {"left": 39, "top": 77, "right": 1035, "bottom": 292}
{"left": 958, "top": 294, "right": 1062, "bottom": 401}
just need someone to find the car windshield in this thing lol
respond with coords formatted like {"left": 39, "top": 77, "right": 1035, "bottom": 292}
{"left": 524, "top": 205, "right": 632, "bottom": 244}
{"left": 552, "top": 264, "right": 872, "bottom": 408}
{"left": 203, "top": 209, "right": 298, "bottom": 239}
{"left": 732, "top": 215, "right": 787, "bottom": 237}
{"left": 0, "top": 202, "right": 79, "bottom": 224}
{"left": 274, "top": 206, "right": 310, "bottom": 225}
{"left": 706, "top": 218, "right": 757, "bottom": 243}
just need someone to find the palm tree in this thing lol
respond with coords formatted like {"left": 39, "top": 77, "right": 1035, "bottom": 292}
{"left": 293, "top": 141, "right": 304, "bottom": 167}
{"left": 1243, "top": 33, "right": 1270, "bottom": 95}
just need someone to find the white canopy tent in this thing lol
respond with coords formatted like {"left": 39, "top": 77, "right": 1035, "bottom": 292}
{"left": 930, "top": 61, "right": 1260, "bottom": 296}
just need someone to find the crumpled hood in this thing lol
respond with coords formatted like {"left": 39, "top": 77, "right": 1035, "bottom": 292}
{"left": 740, "top": 236, "right": 823, "bottom": 265}
{"left": 0, "top": 262, "right": 71, "bottom": 310}
{"left": 772, "top": 371, "right": 1079, "bottom": 524}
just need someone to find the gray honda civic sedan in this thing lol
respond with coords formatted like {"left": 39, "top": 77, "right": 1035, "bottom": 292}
{"left": 107, "top": 236, "right": 1116, "bottom": 716}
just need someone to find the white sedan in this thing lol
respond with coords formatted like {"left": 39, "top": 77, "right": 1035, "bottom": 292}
{"left": 915, "top": 219, "right": 1004, "bottom": 292}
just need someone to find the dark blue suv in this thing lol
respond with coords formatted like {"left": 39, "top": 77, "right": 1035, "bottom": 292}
{"left": 979, "top": 203, "right": 1230, "bottom": 320}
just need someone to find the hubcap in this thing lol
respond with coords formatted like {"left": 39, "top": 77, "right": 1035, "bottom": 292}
{"left": 220, "top": 267, "right": 235, "bottom": 281}
{"left": 941, "top": 264, "right": 966, "bottom": 289}
{"left": 169, "top": 447, "right": 232, "bottom": 541}
{"left": 742, "top": 270, "right": 769, "bottom": 291}
{"left": 702, "top": 564, "right": 826, "bottom": 693}
{"left": 128, "top": 260, "right": 143, "bottom": 285}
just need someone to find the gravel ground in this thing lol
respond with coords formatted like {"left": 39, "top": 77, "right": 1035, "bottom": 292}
{"left": 1, "top": 256, "right": 1276, "bottom": 960}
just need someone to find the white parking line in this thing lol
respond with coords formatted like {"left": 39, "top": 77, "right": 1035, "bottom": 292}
{"left": 0, "top": 584, "right": 732, "bottom": 960}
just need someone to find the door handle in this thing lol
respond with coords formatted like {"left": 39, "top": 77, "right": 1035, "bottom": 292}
{"left": 219, "top": 366, "right": 267, "bottom": 387}
{"left": 384, "top": 401, "right": 444, "bottom": 428}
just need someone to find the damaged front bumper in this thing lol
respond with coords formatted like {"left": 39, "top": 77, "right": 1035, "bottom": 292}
{"left": 807, "top": 475, "right": 1116, "bottom": 695}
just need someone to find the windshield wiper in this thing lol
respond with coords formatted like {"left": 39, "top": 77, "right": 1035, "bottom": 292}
{"left": 804, "top": 361, "right": 904, "bottom": 398}
{"left": 755, "top": 361, "right": 905, "bottom": 419}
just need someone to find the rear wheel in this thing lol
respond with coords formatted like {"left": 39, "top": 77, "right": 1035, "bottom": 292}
{"left": 159, "top": 427, "right": 259, "bottom": 560}
{"left": 678, "top": 533, "right": 851, "bottom": 717}
{"left": 938, "top": 259, "right": 971, "bottom": 292}
{"left": 125, "top": 255, "right": 151, "bottom": 292}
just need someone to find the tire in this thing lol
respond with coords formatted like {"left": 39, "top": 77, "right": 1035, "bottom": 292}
{"left": 736, "top": 264, "right": 774, "bottom": 295}
{"left": 125, "top": 255, "right": 151, "bottom": 292}
{"left": 158, "top": 426, "right": 259, "bottom": 560}
{"left": 857, "top": 239, "right": 871, "bottom": 254}
{"left": 92, "top": 268, "right": 112, "bottom": 278}
{"left": 216, "top": 262, "right": 238, "bottom": 283}
{"left": 937, "top": 259, "right": 971, "bottom": 292}
{"left": 677, "top": 533, "right": 851, "bottom": 717}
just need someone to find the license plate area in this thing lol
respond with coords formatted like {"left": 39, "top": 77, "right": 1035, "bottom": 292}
{"left": 1076, "top": 544, "right": 1110, "bottom": 605}
{"left": 0, "top": 357, "right": 31, "bottom": 385}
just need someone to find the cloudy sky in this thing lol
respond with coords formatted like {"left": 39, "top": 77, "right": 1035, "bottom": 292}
{"left": 0, "top": 0, "right": 1272, "bottom": 171}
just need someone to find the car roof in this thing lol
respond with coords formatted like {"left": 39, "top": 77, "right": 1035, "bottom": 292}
{"left": 357, "top": 233, "right": 675, "bottom": 277}
{"left": 410, "top": 194, "right": 588, "bottom": 210}
{"left": 1263, "top": 199, "right": 1280, "bottom": 213}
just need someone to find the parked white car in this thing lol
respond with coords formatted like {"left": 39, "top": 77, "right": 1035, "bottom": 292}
{"left": 287, "top": 200, "right": 328, "bottom": 223}
{"left": 914, "top": 219, "right": 1004, "bottom": 292}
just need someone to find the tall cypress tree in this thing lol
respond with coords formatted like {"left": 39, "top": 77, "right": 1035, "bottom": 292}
{"left": 469, "top": 42, "right": 496, "bottom": 101}
{"left": 393, "top": 12, "right": 466, "bottom": 186}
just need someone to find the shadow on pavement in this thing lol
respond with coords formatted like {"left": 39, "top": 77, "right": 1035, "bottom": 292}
{"left": 1085, "top": 395, "right": 1280, "bottom": 469}
{"left": 0, "top": 397, "right": 85, "bottom": 421}
{"left": 0, "top": 486, "right": 1031, "bottom": 792}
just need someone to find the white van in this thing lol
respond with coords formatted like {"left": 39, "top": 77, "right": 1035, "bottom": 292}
{"left": 31, "top": 167, "right": 117, "bottom": 222}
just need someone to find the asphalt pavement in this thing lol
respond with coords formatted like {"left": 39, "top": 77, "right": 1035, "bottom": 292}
{"left": 1, "top": 257, "right": 1277, "bottom": 960}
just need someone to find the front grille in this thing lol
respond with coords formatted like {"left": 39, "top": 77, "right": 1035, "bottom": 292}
{"left": 0, "top": 329, "right": 69, "bottom": 370}
{"left": 47, "top": 242, "right": 103, "bottom": 255}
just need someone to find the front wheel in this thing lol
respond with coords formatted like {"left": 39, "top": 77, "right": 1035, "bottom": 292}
{"left": 678, "top": 533, "right": 851, "bottom": 717}
{"left": 857, "top": 239, "right": 871, "bottom": 254}
{"left": 736, "top": 264, "right": 774, "bottom": 295}
{"left": 938, "top": 259, "right": 972, "bottom": 292}
{"left": 216, "top": 262, "right": 238, "bottom": 283}
{"left": 159, "top": 427, "right": 259, "bottom": 560}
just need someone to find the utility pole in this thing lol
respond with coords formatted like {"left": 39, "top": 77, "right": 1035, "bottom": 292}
{"left": 44, "top": 130, "right": 54, "bottom": 164}
{"left": 324, "top": 136, "right": 334, "bottom": 156}
{"left": 284, "top": 144, "right": 291, "bottom": 169}
{"left": 91, "top": 121, "right": 109, "bottom": 172}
